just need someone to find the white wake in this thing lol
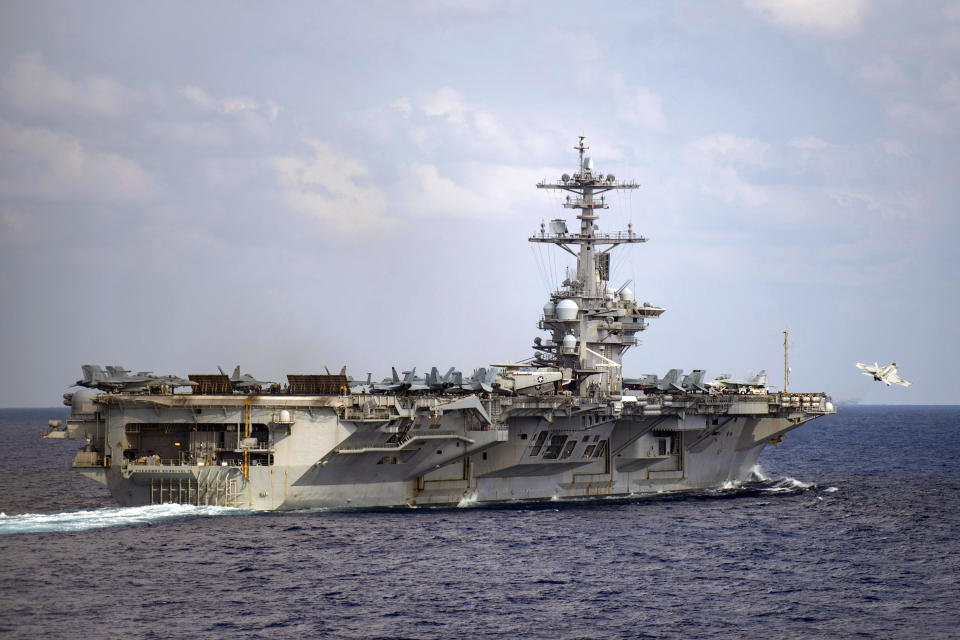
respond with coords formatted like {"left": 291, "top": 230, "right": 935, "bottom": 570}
{"left": 0, "top": 503, "right": 246, "bottom": 535}
{"left": 749, "top": 464, "right": 770, "bottom": 481}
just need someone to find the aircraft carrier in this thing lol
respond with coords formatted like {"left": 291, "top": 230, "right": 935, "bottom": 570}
{"left": 44, "top": 137, "right": 835, "bottom": 510}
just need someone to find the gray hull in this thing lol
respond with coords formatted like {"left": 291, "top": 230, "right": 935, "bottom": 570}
{"left": 58, "top": 391, "right": 826, "bottom": 510}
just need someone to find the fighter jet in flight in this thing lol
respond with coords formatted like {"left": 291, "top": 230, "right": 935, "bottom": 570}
{"left": 856, "top": 362, "right": 911, "bottom": 387}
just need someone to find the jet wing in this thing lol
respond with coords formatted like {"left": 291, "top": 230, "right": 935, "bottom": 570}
{"left": 889, "top": 374, "right": 911, "bottom": 387}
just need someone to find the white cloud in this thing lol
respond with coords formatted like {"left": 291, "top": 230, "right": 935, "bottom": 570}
{"left": 0, "top": 54, "right": 133, "bottom": 116}
{"left": 178, "top": 85, "right": 217, "bottom": 109}
{"left": 390, "top": 98, "right": 413, "bottom": 119}
{"left": 606, "top": 73, "right": 667, "bottom": 132}
{"left": 400, "top": 88, "right": 531, "bottom": 157}
{"left": 423, "top": 87, "right": 468, "bottom": 124}
{"left": 680, "top": 133, "right": 773, "bottom": 209}
{"left": 788, "top": 136, "right": 829, "bottom": 150}
{"left": 178, "top": 84, "right": 280, "bottom": 120}
{"left": 937, "top": 75, "right": 960, "bottom": 107}
{"left": 886, "top": 102, "right": 949, "bottom": 133}
{"left": 880, "top": 139, "right": 911, "bottom": 158}
{"left": 387, "top": 88, "right": 577, "bottom": 164}
{"left": 147, "top": 121, "right": 232, "bottom": 147}
{"left": 690, "top": 132, "right": 769, "bottom": 165}
{"left": 1, "top": 208, "right": 25, "bottom": 232}
{"left": 0, "top": 121, "right": 157, "bottom": 203}
{"left": 266, "top": 100, "right": 281, "bottom": 121}
{"left": 221, "top": 97, "right": 260, "bottom": 114}
{"left": 402, "top": 162, "right": 561, "bottom": 220}
{"left": 616, "top": 85, "right": 667, "bottom": 131}
{"left": 409, "top": 0, "right": 519, "bottom": 15}
{"left": 828, "top": 188, "right": 925, "bottom": 223}
{"left": 404, "top": 164, "right": 486, "bottom": 218}
{"left": 273, "top": 139, "right": 389, "bottom": 237}
{"left": 696, "top": 167, "right": 770, "bottom": 207}
{"left": 858, "top": 56, "right": 905, "bottom": 86}
{"left": 743, "top": 0, "right": 867, "bottom": 35}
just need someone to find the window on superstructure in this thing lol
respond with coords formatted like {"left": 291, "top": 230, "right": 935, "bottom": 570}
{"left": 530, "top": 430, "right": 549, "bottom": 456}
{"left": 543, "top": 435, "right": 568, "bottom": 459}
{"left": 559, "top": 441, "right": 577, "bottom": 459}
{"left": 593, "top": 440, "right": 607, "bottom": 458}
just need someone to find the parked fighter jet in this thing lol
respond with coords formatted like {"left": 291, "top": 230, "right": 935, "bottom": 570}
{"left": 347, "top": 372, "right": 373, "bottom": 392}
{"left": 460, "top": 367, "right": 499, "bottom": 393}
{"left": 622, "top": 369, "right": 688, "bottom": 393}
{"left": 405, "top": 366, "right": 457, "bottom": 392}
{"left": 681, "top": 369, "right": 708, "bottom": 393}
{"left": 218, "top": 366, "right": 274, "bottom": 393}
{"left": 856, "top": 362, "right": 911, "bottom": 387}
{"left": 623, "top": 373, "right": 659, "bottom": 391}
{"left": 75, "top": 365, "right": 196, "bottom": 393}
{"left": 369, "top": 367, "right": 416, "bottom": 393}
{"left": 705, "top": 370, "right": 768, "bottom": 393}
{"left": 657, "top": 369, "right": 685, "bottom": 392}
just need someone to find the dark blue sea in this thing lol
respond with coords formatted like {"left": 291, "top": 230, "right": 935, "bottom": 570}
{"left": 1, "top": 406, "right": 958, "bottom": 639}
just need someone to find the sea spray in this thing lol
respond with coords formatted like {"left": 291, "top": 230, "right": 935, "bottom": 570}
{"left": 0, "top": 503, "right": 246, "bottom": 535}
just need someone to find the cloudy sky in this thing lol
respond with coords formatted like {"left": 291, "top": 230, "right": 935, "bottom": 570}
{"left": 1, "top": 0, "right": 957, "bottom": 407}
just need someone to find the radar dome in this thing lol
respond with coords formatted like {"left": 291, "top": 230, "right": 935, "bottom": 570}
{"left": 561, "top": 334, "right": 577, "bottom": 354}
{"left": 543, "top": 301, "right": 556, "bottom": 318}
{"left": 556, "top": 299, "right": 579, "bottom": 321}
{"left": 620, "top": 287, "right": 634, "bottom": 302}
{"left": 71, "top": 388, "right": 98, "bottom": 416}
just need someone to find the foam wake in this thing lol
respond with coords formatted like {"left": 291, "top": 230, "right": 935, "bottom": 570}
{"left": 0, "top": 503, "right": 246, "bottom": 535}
{"left": 760, "top": 477, "right": 814, "bottom": 493}
{"left": 457, "top": 491, "right": 479, "bottom": 508}
{"left": 749, "top": 464, "right": 770, "bottom": 482}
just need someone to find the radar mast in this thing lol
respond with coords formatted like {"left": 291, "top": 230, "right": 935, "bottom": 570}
{"left": 532, "top": 137, "right": 664, "bottom": 397}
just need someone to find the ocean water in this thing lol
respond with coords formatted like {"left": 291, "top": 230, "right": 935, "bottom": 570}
{"left": 1, "top": 406, "right": 958, "bottom": 639}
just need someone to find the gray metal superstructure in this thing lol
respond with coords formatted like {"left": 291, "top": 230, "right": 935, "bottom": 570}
{"left": 45, "top": 138, "right": 834, "bottom": 509}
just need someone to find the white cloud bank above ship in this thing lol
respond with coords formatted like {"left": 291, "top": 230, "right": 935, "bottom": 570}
{"left": 0, "top": 121, "right": 156, "bottom": 203}
{"left": 0, "top": 1, "right": 958, "bottom": 407}
{"left": 742, "top": 0, "right": 867, "bottom": 35}
{"left": 0, "top": 54, "right": 135, "bottom": 117}
{"left": 273, "top": 139, "right": 389, "bottom": 236}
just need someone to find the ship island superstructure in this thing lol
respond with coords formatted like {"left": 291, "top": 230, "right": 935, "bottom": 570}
{"left": 45, "top": 138, "right": 835, "bottom": 509}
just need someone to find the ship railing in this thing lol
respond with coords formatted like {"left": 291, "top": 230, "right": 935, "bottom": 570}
{"left": 341, "top": 407, "right": 395, "bottom": 421}
{"left": 530, "top": 231, "right": 646, "bottom": 243}
{"left": 124, "top": 458, "right": 246, "bottom": 468}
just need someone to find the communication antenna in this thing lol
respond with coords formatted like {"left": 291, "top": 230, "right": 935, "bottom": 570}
{"left": 783, "top": 329, "right": 789, "bottom": 394}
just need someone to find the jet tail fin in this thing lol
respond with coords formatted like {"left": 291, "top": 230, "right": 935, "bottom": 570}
{"left": 81, "top": 364, "right": 107, "bottom": 383}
